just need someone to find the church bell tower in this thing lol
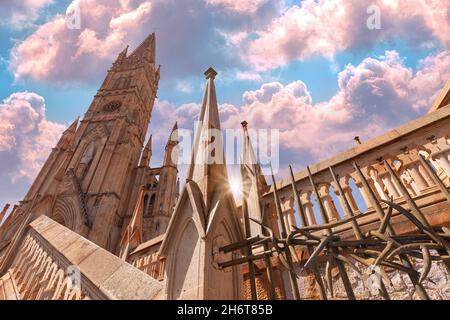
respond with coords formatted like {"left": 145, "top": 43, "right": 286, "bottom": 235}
{"left": 21, "top": 33, "right": 160, "bottom": 252}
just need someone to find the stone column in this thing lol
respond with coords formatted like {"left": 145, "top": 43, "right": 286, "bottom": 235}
{"left": 354, "top": 179, "right": 373, "bottom": 210}
{"left": 433, "top": 152, "right": 450, "bottom": 179}
{"left": 334, "top": 178, "right": 359, "bottom": 217}
{"left": 266, "top": 203, "right": 280, "bottom": 238}
{"left": 300, "top": 192, "right": 316, "bottom": 225}
{"left": 400, "top": 170, "right": 419, "bottom": 197}
{"left": 283, "top": 212, "right": 290, "bottom": 233}
{"left": 319, "top": 184, "right": 340, "bottom": 222}
{"left": 380, "top": 173, "right": 401, "bottom": 199}
{"left": 343, "top": 186, "right": 359, "bottom": 214}
{"left": 417, "top": 162, "right": 435, "bottom": 187}
{"left": 406, "top": 163, "right": 429, "bottom": 193}
{"left": 281, "top": 198, "right": 297, "bottom": 232}
{"left": 287, "top": 210, "right": 297, "bottom": 231}
{"left": 369, "top": 169, "right": 388, "bottom": 201}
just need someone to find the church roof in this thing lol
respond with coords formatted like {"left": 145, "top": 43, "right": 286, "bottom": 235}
{"left": 128, "top": 32, "right": 156, "bottom": 62}
{"left": 187, "top": 67, "right": 230, "bottom": 212}
{"left": 428, "top": 78, "right": 450, "bottom": 113}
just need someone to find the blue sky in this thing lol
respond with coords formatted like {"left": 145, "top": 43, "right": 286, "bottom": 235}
{"left": 1, "top": 0, "right": 449, "bottom": 208}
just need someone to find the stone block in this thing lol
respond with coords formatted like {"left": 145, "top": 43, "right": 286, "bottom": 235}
{"left": 59, "top": 237, "right": 99, "bottom": 265}
{"left": 99, "top": 262, "right": 162, "bottom": 300}
{"left": 77, "top": 248, "right": 122, "bottom": 287}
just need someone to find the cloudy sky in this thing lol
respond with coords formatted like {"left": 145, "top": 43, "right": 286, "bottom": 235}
{"left": 1, "top": 0, "right": 450, "bottom": 207}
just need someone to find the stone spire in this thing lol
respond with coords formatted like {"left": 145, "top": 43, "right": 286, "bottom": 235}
{"left": 159, "top": 69, "right": 243, "bottom": 300}
{"left": 115, "top": 45, "right": 129, "bottom": 64}
{"left": 163, "top": 122, "right": 179, "bottom": 167}
{"left": 140, "top": 135, "right": 152, "bottom": 167}
{"left": 66, "top": 117, "right": 79, "bottom": 132}
{"left": 129, "top": 33, "right": 155, "bottom": 63}
{"left": 187, "top": 67, "right": 230, "bottom": 211}
{"left": 56, "top": 117, "right": 79, "bottom": 149}
{"left": 240, "top": 121, "right": 267, "bottom": 236}
{"left": 0, "top": 204, "right": 10, "bottom": 225}
{"left": 119, "top": 189, "right": 144, "bottom": 260}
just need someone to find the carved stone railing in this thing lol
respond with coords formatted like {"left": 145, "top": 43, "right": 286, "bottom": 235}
{"left": 130, "top": 253, "right": 165, "bottom": 281}
{"left": 127, "top": 234, "right": 165, "bottom": 282}
{"left": 0, "top": 215, "right": 162, "bottom": 300}
{"left": 263, "top": 104, "right": 450, "bottom": 238}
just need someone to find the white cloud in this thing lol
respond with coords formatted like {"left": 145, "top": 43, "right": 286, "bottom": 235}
{"left": 245, "top": 0, "right": 450, "bottom": 71}
{"left": 0, "top": 0, "right": 53, "bottom": 29}
{"left": 205, "top": 0, "right": 268, "bottom": 13}
{"left": 0, "top": 91, "right": 66, "bottom": 183}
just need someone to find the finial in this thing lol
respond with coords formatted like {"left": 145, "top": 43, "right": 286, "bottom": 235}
{"left": 120, "top": 45, "right": 128, "bottom": 56}
{"left": 204, "top": 67, "right": 218, "bottom": 80}
{"left": 241, "top": 120, "right": 248, "bottom": 129}
{"left": 65, "top": 116, "right": 79, "bottom": 132}
{"left": 145, "top": 135, "right": 152, "bottom": 149}
{"left": 354, "top": 136, "right": 362, "bottom": 145}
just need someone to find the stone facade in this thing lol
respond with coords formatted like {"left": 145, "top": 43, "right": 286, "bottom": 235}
{"left": 0, "top": 31, "right": 449, "bottom": 300}
{"left": 285, "top": 258, "right": 450, "bottom": 300}
{"left": 0, "top": 34, "right": 179, "bottom": 257}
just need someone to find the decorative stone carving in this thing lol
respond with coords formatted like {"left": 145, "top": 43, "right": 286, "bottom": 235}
{"left": 103, "top": 100, "right": 122, "bottom": 112}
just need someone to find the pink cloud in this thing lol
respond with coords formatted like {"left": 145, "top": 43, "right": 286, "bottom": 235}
{"left": 0, "top": 92, "right": 66, "bottom": 183}
{"left": 10, "top": 0, "right": 153, "bottom": 83}
{"left": 236, "top": 71, "right": 262, "bottom": 82}
{"left": 222, "top": 50, "right": 450, "bottom": 165}
{"left": 246, "top": 0, "right": 450, "bottom": 70}
{"left": 10, "top": 0, "right": 264, "bottom": 85}
{"left": 0, "top": 0, "right": 53, "bottom": 29}
{"left": 409, "top": 51, "right": 450, "bottom": 111}
{"left": 205, "top": 0, "right": 268, "bottom": 13}
{"left": 147, "top": 50, "right": 449, "bottom": 172}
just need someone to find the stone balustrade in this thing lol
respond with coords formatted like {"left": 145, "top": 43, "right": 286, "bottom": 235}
{"left": 0, "top": 215, "right": 162, "bottom": 300}
{"left": 126, "top": 233, "right": 166, "bottom": 282}
{"left": 130, "top": 253, "right": 165, "bottom": 281}
{"left": 263, "top": 104, "right": 450, "bottom": 237}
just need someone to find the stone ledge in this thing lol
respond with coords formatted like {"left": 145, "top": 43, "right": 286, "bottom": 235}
{"left": 28, "top": 215, "right": 162, "bottom": 300}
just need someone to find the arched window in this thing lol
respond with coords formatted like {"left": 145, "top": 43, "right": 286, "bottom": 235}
{"left": 143, "top": 194, "right": 149, "bottom": 217}
{"left": 125, "top": 76, "right": 132, "bottom": 88}
{"left": 113, "top": 77, "right": 122, "bottom": 90}
{"left": 145, "top": 194, "right": 156, "bottom": 217}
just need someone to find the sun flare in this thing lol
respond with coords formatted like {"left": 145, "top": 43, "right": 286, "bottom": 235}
{"left": 229, "top": 177, "right": 242, "bottom": 198}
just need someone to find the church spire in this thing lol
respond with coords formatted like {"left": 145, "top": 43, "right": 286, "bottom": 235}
{"left": 56, "top": 117, "right": 79, "bottom": 149}
{"left": 163, "top": 122, "right": 179, "bottom": 167}
{"left": 66, "top": 117, "right": 79, "bottom": 133}
{"left": 240, "top": 120, "right": 267, "bottom": 236}
{"left": 140, "top": 135, "right": 152, "bottom": 167}
{"left": 116, "top": 45, "right": 128, "bottom": 63}
{"left": 159, "top": 69, "right": 244, "bottom": 300}
{"left": 0, "top": 204, "right": 10, "bottom": 225}
{"left": 119, "top": 189, "right": 144, "bottom": 260}
{"left": 111, "top": 46, "right": 129, "bottom": 69}
{"left": 187, "top": 67, "right": 229, "bottom": 211}
{"left": 129, "top": 33, "right": 155, "bottom": 63}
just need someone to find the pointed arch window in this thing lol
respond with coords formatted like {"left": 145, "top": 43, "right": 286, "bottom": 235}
{"left": 112, "top": 77, "right": 123, "bottom": 90}
{"left": 143, "top": 194, "right": 149, "bottom": 217}
{"left": 145, "top": 194, "right": 156, "bottom": 217}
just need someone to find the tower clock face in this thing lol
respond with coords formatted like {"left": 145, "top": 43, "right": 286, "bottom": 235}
{"left": 103, "top": 101, "right": 122, "bottom": 112}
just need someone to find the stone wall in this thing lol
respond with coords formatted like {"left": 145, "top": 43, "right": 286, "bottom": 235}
{"left": 284, "top": 257, "right": 450, "bottom": 300}
{"left": 243, "top": 274, "right": 284, "bottom": 300}
{"left": 0, "top": 215, "right": 163, "bottom": 300}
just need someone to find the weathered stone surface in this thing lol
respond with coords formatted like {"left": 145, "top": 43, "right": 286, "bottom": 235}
{"left": 77, "top": 248, "right": 123, "bottom": 287}
{"left": 0, "top": 215, "right": 163, "bottom": 300}
{"left": 288, "top": 258, "right": 450, "bottom": 300}
{"left": 100, "top": 263, "right": 162, "bottom": 300}
{"left": 60, "top": 237, "right": 99, "bottom": 265}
